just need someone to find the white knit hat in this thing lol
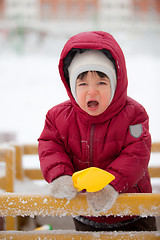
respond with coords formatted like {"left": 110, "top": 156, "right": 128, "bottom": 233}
{"left": 68, "top": 50, "right": 117, "bottom": 103}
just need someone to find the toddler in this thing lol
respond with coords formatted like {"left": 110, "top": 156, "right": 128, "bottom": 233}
{"left": 38, "top": 31, "right": 157, "bottom": 231}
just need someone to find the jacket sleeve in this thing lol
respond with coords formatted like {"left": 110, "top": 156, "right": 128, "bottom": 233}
{"left": 38, "top": 109, "right": 74, "bottom": 183}
{"left": 106, "top": 107, "right": 151, "bottom": 193}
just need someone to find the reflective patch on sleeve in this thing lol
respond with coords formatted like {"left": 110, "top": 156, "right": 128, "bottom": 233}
{"left": 129, "top": 124, "right": 143, "bottom": 138}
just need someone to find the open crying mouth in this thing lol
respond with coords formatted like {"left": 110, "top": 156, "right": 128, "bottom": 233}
{"left": 87, "top": 101, "right": 99, "bottom": 108}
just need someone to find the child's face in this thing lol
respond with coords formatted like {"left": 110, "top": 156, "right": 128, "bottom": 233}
{"left": 76, "top": 71, "right": 111, "bottom": 116}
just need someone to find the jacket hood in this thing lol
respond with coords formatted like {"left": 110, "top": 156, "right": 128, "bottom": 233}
{"left": 58, "top": 31, "right": 128, "bottom": 123}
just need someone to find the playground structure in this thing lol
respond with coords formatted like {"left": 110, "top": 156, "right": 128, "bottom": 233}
{"left": 0, "top": 143, "right": 160, "bottom": 239}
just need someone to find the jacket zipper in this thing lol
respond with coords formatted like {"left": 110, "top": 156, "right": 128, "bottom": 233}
{"left": 89, "top": 124, "right": 95, "bottom": 167}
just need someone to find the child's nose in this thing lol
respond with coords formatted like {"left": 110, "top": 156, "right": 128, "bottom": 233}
{"left": 88, "top": 85, "right": 98, "bottom": 95}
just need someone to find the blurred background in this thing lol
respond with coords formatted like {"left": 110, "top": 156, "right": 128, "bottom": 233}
{"left": 0, "top": 0, "right": 160, "bottom": 231}
{"left": 0, "top": 0, "right": 160, "bottom": 144}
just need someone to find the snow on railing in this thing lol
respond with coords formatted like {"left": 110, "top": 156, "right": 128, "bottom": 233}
{"left": 0, "top": 193, "right": 160, "bottom": 240}
{"left": 0, "top": 193, "right": 160, "bottom": 217}
{"left": 0, "top": 144, "right": 160, "bottom": 239}
{"left": 0, "top": 229, "right": 160, "bottom": 240}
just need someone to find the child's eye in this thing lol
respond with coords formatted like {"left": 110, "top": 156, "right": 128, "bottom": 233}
{"left": 98, "top": 81, "right": 107, "bottom": 85}
{"left": 78, "top": 83, "right": 87, "bottom": 86}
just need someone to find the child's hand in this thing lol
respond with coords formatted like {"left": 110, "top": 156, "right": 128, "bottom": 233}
{"left": 49, "top": 175, "right": 77, "bottom": 200}
{"left": 87, "top": 184, "right": 118, "bottom": 212}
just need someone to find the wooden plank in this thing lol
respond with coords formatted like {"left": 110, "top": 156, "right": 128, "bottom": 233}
{"left": 24, "top": 169, "right": 43, "bottom": 180}
{"left": 0, "top": 177, "right": 5, "bottom": 190}
{"left": 151, "top": 142, "right": 160, "bottom": 152}
{"left": 23, "top": 144, "right": 38, "bottom": 155}
{"left": 5, "top": 216, "right": 17, "bottom": 231}
{"left": 149, "top": 167, "right": 160, "bottom": 178}
{"left": 14, "top": 145, "right": 24, "bottom": 181}
{"left": 0, "top": 193, "right": 160, "bottom": 217}
{"left": 5, "top": 149, "right": 15, "bottom": 193}
{"left": 0, "top": 148, "right": 15, "bottom": 193}
{"left": 0, "top": 148, "right": 15, "bottom": 192}
{"left": 0, "top": 230, "right": 160, "bottom": 240}
{"left": 0, "top": 148, "right": 17, "bottom": 230}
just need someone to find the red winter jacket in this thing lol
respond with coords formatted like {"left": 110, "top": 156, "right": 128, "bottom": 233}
{"left": 38, "top": 31, "right": 152, "bottom": 224}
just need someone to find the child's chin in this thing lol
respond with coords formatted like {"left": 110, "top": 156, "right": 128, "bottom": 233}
{"left": 87, "top": 110, "right": 101, "bottom": 116}
{"left": 87, "top": 108, "right": 107, "bottom": 116}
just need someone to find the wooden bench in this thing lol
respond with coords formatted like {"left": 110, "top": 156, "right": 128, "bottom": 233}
{"left": 0, "top": 193, "right": 159, "bottom": 239}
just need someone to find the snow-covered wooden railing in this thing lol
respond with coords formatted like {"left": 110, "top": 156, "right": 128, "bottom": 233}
{"left": 0, "top": 143, "right": 160, "bottom": 238}
{"left": 0, "top": 192, "right": 160, "bottom": 240}
{"left": 1, "top": 231, "right": 160, "bottom": 240}
{"left": 0, "top": 193, "right": 160, "bottom": 217}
